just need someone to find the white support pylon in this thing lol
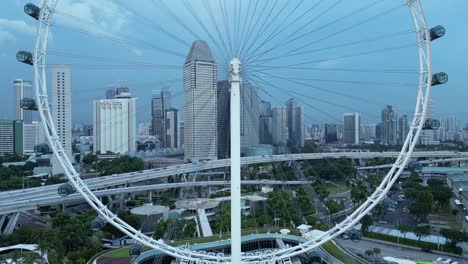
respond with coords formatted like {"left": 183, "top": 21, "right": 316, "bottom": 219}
{"left": 229, "top": 58, "right": 242, "bottom": 263}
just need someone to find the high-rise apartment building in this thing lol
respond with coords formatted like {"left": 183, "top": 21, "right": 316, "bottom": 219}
{"left": 179, "top": 121, "right": 185, "bottom": 148}
{"left": 343, "top": 113, "right": 360, "bottom": 145}
{"left": 286, "top": 99, "right": 304, "bottom": 147}
{"left": 165, "top": 108, "right": 178, "bottom": 149}
{"left": 240, "top": 82, "right": 260, "bottom": 148}
{"left": 259, "top": 100, "right": 273, "bottom": 145}
{"left": 93, "top": 93, "right": 136, "bottom": 154}
{"left": 272, "top": 106, "right": 288, "bottom": 145}
{"left": 23, "top": 121, "right": 40, "bottom": 155}
{"left": 0, "top": 120, "right": 14, "bottom": 156}
{"left": 14, "top": 79, "right": 33, "bottom": 124}
{"left": 151, "top": 87, "right": 172, "bottom": 148}
{"left": 138, "top": 123, "right": 151, "bottom": 136}
{"left": 51, "top": 65, "right": 72, "bottom": 174}
{"left": 184, "top": 40, "right": 218, "bottom": 161}
{"left": 151, "top": 94, "right": 163, "bottom": 142}
{"left": 398, "top": 115, "right": 409, "bottom": 144}
{"left": 381, "top": 105, "right": 397, "bottom": 145}
{"left": 324, "top": 124, "right": 338, "bottom": 143}
{"left": 217, "top": 80, "right": 230, "bottom": 159}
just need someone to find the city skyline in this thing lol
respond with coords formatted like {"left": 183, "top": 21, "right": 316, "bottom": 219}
{"left": 0, "top": 1, "right": 467, "bottom": 126}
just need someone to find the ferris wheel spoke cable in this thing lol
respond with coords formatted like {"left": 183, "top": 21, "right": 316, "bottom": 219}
{"left": 220, "top": 0, "right": 235, "bottom": 57}
{"left": 95, "top": 0, "right": 190, "bottom": 48}
{"left": 244, "top": 0, "right": 343, "bottom": 63}
{"left": 237, "top": 0, "right": 262, "bottom": 59}
{"left": 241, "top": 0, "right": 285, "bottom": 60}
{"left": 249, "top": 29, "right": 416, "bottom": 64}
{"left": 242, "top": 73, "right": 326, "bottom": 124}
{"left": 243, "top": 0, "right": 324, "bottom": 61}
{"left": 50, "top": 23, "right": 186, "bottom": 58}
{"left": 247, "top": 0, "right": 400, "bottom": 64}
{"left": 246, "top": 65, "right": 416, "bottom": 114}
{"left": 181, "top": 0, "right": 229, "bottom": 63}
{"left": 241, "top": 0, "right": 307, "bottom": 61}
{"left": 200, "top": 0, "right": 231, "bottom": 63}
{"left": 245, "top": 70, "right": 388, "bottom": 120}
{"left": 248, "top": 42, "right": 417, "bottom": 70}
{"left": 237, "top": 0, "right": 270, "bottom": 59}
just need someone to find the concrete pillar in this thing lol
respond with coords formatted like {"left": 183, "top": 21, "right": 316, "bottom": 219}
{"left": 3, "top": 212, "right": 20, "bottom": 235}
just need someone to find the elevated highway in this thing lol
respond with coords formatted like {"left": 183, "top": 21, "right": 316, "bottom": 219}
{"left": 0, "top": 152, "right": 466, "bottom": 215}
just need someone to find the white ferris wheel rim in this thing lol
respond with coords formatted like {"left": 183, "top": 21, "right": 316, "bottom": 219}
{"left": 33, "top": 0, "right": 433, "bottom": 262}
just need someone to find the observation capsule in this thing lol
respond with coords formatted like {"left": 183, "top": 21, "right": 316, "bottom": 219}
{"left": 58, "top": 183, "right": 75, "bottom": 197}
{"left": 129, "top": 244, "right": 143, "bottom": 257}
{"left": 34, "top": 144, "right": 51, "bottom": 155}
{"left": 348, "top": 229, "right": 361, "bottom": 242}
{"left": 17, "top": 51, "right": 33, "bottom": 65}
{"left": 429, "top": 25, "right": 446, "bottom": 41}
{"left": 91, "top": 217, "right": 106, "bottom": 231}
{"left": 20, "top": 98, "right": 38, "bottom": 111}
{"left": 24, "top": 3, "right": 40, "bottom": 20}
{"left": 423, "top": 118, "right": 441, "bottom": 130}
{"left": 432, "top": 72, "right": 448, "bottom": 86}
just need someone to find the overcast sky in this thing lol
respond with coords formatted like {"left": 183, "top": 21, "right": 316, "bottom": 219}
{"left": 0, "top": 0, "right": 467, "bottom": 127}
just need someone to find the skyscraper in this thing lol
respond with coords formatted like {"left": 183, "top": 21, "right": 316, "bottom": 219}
{"left": 343, "top": 113, "right": 360, "bottom": 145}
{"left": 151, "top": 94, "right": 163, "bottom": 142}
{"left": 105, "top": 88, "right": 116, "bottom": 99}
{"left": 0, "top": 120, "right": 14, "bottom": 156}
{"left": 179, "top": 121, "right": 185, "bottom": 148}
{"left": 295, "top": 106, "right": 305, "bottom": 147}
{"left": 398, "top": 115, "right": 409, "bottom": 144}
{"left": 324, "top": 124, "right": 338, "bottom": 143}
{"left": 14, "top": 79, "right": 33, "bottom": 124}
{"left": 93, "top": 93, "right": 136, "bottom": 154}
{"left": 286, "top": 99, "right": 297, "bottom": 146}
{"left": 240, "top": 82, "right": 260, "bottom": 148}
{"left": 51, "top": 65, "right": 72, "bottom": 174}
{"left": 381, "top": 105, "right": 397, "bottom": 145}
{"left": 272, "top": 106, "right": 288, "bottom": 145}
{"left": 286, "top": 99, "right": 304, "bottom": 147}
{"left": 23, "top": 121, "right": 40, "bottom": 155}
{"left": 184, "top": 40, "right": 217, "bottom": 161}
{"left": 259, "top": 100, "right": 273, "bottom": 145}
{"left": 217, "top": 80, "right": 230, "bottom": 159}
{"left": 165, "top": 108, "right": 179, "bottom": 149}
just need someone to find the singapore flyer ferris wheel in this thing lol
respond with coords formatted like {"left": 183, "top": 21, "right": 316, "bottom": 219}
{"left": 17, "top": 0, "right": 448, "bottom": 263}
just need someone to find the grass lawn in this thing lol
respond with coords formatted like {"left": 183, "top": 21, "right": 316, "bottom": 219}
{"left": 325, "top": 180, "right": 349, "bottom": 195}
{"left": 429, "top": 207, "right": 461, "bottom": 230}
{"left": 321, "top": 241, "right": 365, "bottom": 264}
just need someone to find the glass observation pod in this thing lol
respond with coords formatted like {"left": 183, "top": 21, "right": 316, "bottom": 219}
{"left": 34, "top": 144, "right": 51, "bottom": 155}
{"left": 432, "top": 72, "right": 448, "bottom": 86}
{"left": 20, "top": 98, "right": 38, "bottom": 111}
{"left": 428, "top": 25, "right": 446, "bottom": 41}
{"left": 348, "top": 229, "right": 361, "bottom": 242}
{"left": 129, "top": 245, "right": 143, "bottom": 258}
{"left": 16, "top": 51, "right": 33, "bottom": 65}
{"left": 58, "top": 183, "right": 75, "bottom": 197}
{"left": 24, "top": 3, "right": 40, "bottom": 20}
{"left": 91, "top": 217, "right": 106, "bottom": 232}
{"left": 423, "top": 118, "right": 441, "bottom": 130}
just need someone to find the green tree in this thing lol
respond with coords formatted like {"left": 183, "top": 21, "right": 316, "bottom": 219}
{"left": 440, "top": 229, "right": 468, "bottom": 248}
{"left": 372, "top": 247, "right": 381, "bottom": 263}
{"left": 398, "top": 224, "right": 413, "bottom": 239}
{"left": 361, "top": 215, "right": 373, "bottom": 234}
{"left": 414, "top": 226, "right": 430, "bottom": 241}
{"left": 409, "top": 190, "right": 433, "bottom": 221}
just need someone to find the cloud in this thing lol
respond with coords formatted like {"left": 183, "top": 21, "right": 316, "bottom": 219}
{"left": 55, "top": 0, "right": 128, "bottom": 37}
{"left": 0, "top": 19, "right": 36, "bottom": 45}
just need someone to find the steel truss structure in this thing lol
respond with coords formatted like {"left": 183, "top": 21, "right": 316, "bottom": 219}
{"left": 33, "top": 0, "right": 433, "bottom": 262}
